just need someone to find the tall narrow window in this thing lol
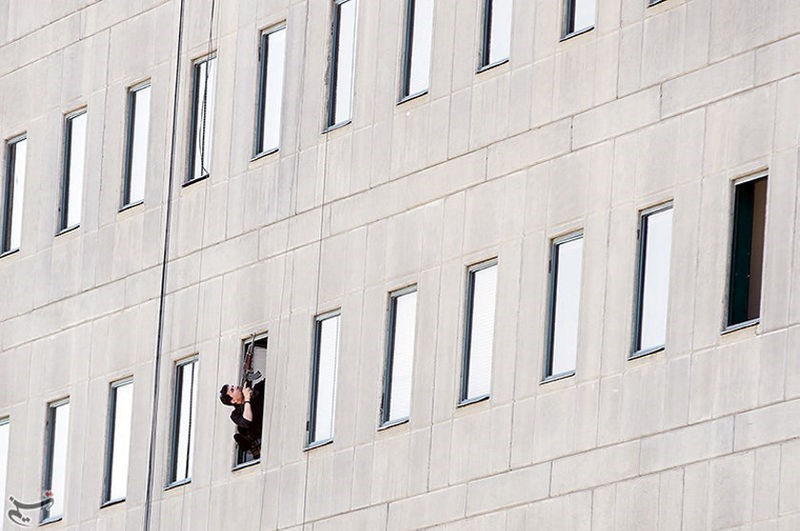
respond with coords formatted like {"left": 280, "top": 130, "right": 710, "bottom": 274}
{"left": 103, "top": 378, "right": 133, "bottom": 504}
{"left": 727, "top": 176, "right": 767, "bottom": 328}
{"left": 0, "top": 417, "right": 9, "bottom": 530}
{"left": 633, "top": 204, "right": 673, "bottom": 356}
{"left": 255, "top": 26, "right": 286, "bottom": 156}
{"left": 188, "top": 56, "right": 216, "bottom": 182}
{"left": 122, "top": 83, "right": 151, "bottom": 207}
{"left": 460, "top": 260, "right": 498, "bottom": 403}
{"left": 169, "top": 358, "right": 198, "bottom": 484}
{"left": 381, "top": 287, "right": 418, "bottom": 425}
{"left": 307, "top": 312, "right": 340, "bottom": 446}
{"left": 2, "top": 136, "right": 26, "bottom": 254}
{"left": 59, "top": 111, "right": 87, "bottom": 231}
{"left": 327, "top": 0, "right": 357, "bottom": 128}
{"left": 480, "top": 0, "right": 512, "bottom": 69}
{"left": 400, "top": 0, "right": 433, "bottom": 100}
{"left": 545, "top": 233, "right": 583, "bottom": 379}
{"left": 234, "top": 335, "right": 267, "bottom": 467}
{"left": 563, "top": 0, "right": 595, "bottom": 38}
{"left": 42, "top": 399, "right": 70, "bottom": 523}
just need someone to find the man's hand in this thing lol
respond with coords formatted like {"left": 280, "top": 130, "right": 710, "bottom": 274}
{"left": 242, "top": 386, "right": 253, "bottom": 402}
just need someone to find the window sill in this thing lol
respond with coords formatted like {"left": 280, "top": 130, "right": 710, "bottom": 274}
{"left": 182, "top": 174, "right": 210, "bottom": 188}
{"left": 304, "top": 438, "right": 334, "bottom": 451}
{"left": 232, "top": 458, "right": 260, "bottom": 471}
{"left": 722, "top": 318, "right": 759, "bottom": 335}
{"left": 477, "top": 58, "right": 509, "bottom": 73}
{"left": 457, "top": 394, "right": 490, "bottom": 408}
{"left": 378, "top": 417, "right": 409, "bottom": 431}
{"left": 0, "top": 248, "right": 19, "bottom": 259}
{"left": 560, "top": 26, "right": 594, "bottom": 42}
{"left": 251, "top": 147, "right": 279, "bottom": 163}
{"left": 323, "top": 120, "right": 352, "bottom": 134}
{"left": 56, "top": 224, "right": 80, "bottom": 237}
{"left": 397, "top": 90, "right": 428, "bottom": 105}
{"left": 100, "top": 498, "right": 125, "bottom": 509}
{"left": 40, "top": 516, "right": 63, "bottom": 526}
{"left": 164, "top": 478, "right": 191, "bottom": 491}
{"left": 541, "top": 370, "right": 576, "bottom": 384}
{"left": 629, "top": 345, "right": 665, "bottom": 361}
{"left": 647, "top": 0, "right": 668, "bottom": 6}
{"left": 118, "top": 199, "right": 144, "bottom": 213}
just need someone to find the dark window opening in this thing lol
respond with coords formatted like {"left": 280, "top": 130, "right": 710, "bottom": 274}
{"left": 234, "top": 335, "right": 267, "bottom": 467}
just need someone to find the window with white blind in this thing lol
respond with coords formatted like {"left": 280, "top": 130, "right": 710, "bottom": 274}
{"left": 188, "top": 56, "right": 216, "bottom": 182}
{"left": 2, "top": 135, "right": 26, "bottom": 254}
{"left": 563, "top": 0, "right": 595, "bottom": 38}
{"left": 400, "top": 0, "right": 434, "bottom": 100}
{"left": 460, "top": 260, "right": 498, "bottom": 404}
{"left": 122, "top": 83, "right": 150, "bottom": 207}
{"left": 480, "top": 0, "right": 513, "bottom": 69}
{"left": 544, "top": 233, "right": 583, "bottom": 380}
{"left": 633, "top": 204, "right": 673, "bottom": 356}
{"left": 307, "top": 312, "right": 340, "bottom": 446}
{"left": 327, "top": 0, "right": 357, "bottom": 128}
{"left": 169, "top": 358, "right": 198, "bottom": 485}
{"left": 59, "top": 111, "right": 86, "bottom": 231}
{"left": 381, "top": 287, "right": 418, "bottom": 425}
{"left": 103, "top": 378, "right": 133, "bottom": 504}
{"left": 42, "top": 399, "right": 70, "bottom": 523}
{"left": 255, "top": 25, "right": 286, "bottom": 156}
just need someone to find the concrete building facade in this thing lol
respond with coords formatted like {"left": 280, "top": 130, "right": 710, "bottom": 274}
{"left": 1, "top": 0, "right": 800, "bottom": 529}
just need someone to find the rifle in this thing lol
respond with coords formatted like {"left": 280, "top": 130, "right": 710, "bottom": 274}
{"left": 240, "top": 334, "right": 262, "bottom": 388}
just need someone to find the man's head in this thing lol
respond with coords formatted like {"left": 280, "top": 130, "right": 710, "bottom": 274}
{"left": 219, "top": 384, "right": 244, "bottom": 406}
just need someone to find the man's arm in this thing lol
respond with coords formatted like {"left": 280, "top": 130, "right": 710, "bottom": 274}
{"left": 242, "top": 385, "right": 254, "bottom": 422}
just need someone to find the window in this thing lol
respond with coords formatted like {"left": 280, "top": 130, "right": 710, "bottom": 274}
{"left": 400, "top": 0, "right": 433, "bottom": 100}
{"left": 327, "top": 0, "right": 357, "bottom": 129}
{"left": 563, "top": 0, "right": 595, "bottom": 38}
{"left": 381, "top": 287, "right": 418, "bottom": 425}
{"left": 255, "top": 26, "right": 286, "bottom": 156}
{"left": 0, "top": 417, "right": 9, "bottom": 529}
{"left": 307, "top": 312, "right": 340, "bottom": 446}
{"left": 103, "top": 378, "right": 133, "bottom": 505}
{"left": 460, "top": 260, "right": 497, "bottom": 403}
{"left": 480, "top": 0, "right": 512, "bottom": 69}
{"left": 42, "top": 399, "right": 70, "bottom": 523}
{"left": 727, "top": 176, "right": 767, "bottom": 328}
{"left": 633, "top": 204, "right": 673, "bottom": 356}
{"left": 59, "top": 111, "right": 87, "bottom": 231}
{"left": 544, "top": 233, "right": 583, "bottom": 380}
{"left": 188, "top": 56, "right": 216, "bottom": 182}
{"left": 2, "top": 136, "right": 26, "bottom": 254}
{"left": 122, "top": 83, "right": 151, "bottom": 207}
{"left": 235, "top": 335, "right": 267, "bottom": 467}
{"left": 169, "top": 358, "right": 198, "bottom": 485}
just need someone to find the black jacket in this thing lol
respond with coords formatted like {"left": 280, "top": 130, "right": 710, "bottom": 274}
{"left": 230, "top": 379, "right": 265, "bottom": 440}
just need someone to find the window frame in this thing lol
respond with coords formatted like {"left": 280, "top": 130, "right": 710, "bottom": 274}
{"left": 380, "top": 285, "right": 418, "bottom": 428}
{"left": 561, "top": 0, "right": 596, "bottom": 41}
{"left": 121, "top": 81, "right": 151, "bottom": 210}
{"left": 102, "top": 377, "right": 133, "bottom": 507}
{"left": 58, "top": 109, "right": 87, "bottom": 234}
{"left": 186, "top": 55, "right": 217, "bottom": 185}
{"left": 167, "top": 356, "right": 198, "bottom": 487}
{"left": 0, "top": 416, "right": 10, "bottom": 524}
{"left": 478, "top": 0, "right": 512, "bottom": 72}
{"left": 326, "top": 0, "right": 357, "bottom": 131}
{"left": 232, "top": 334, "right": 268, "bottom": 470}
{"left": 42, "top": 397, "right": 70, "bottom": 524}
{"left": 543, "top": 231, "right": 583, "bottom": 382}
{"left": 459, "top": 258, "right": 498, "bottom": 406}
{"left": 724, "top": 173, "right": 768, "bottom": 332}
{"left": 399, "top": 0, "right": 432, "bottom": 102}
{"left": 1, "top": 134, "right": 26, "bottom": 255}
{"left": 631, "top": 202, "right": 673, "bottom": 359}
{"left": 306, "top": 310, "right": 341, "bottom": 449}
{"left": 253, "top": 24, "right": 287, "bottom": 159}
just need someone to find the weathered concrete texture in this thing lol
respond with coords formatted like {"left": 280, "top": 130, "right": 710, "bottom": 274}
{"left": 1, "top": 0, "right": 799, "bottom": 529}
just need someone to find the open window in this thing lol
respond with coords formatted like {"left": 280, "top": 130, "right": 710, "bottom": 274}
{"left": 234, "top": 335, "right": 267, "bottom": 468}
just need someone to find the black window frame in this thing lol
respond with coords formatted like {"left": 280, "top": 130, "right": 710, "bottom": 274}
{"left": 562, "top": 0, "right": 595, "bottom": 40}
{"left": 380, "top": 285, "right": 418, "bottom": 427}
{"left": 186, "top": 55, "right": 216, "bottom": 184}
{"left": 459, "top": 259, "right": 498, "bottom": 406}
{"left": 42, "top": 397, "right": 70, "bottom": 524}
{"left": 167, "top": 356, "right": 198, "bottom": 487}
{"left": 253, "top": 24, "right": 287, "bottom": 158}
{"left": 1, "top": 134, "right": 26, "bottom": 255}
{"left": 479, "top": 0, "right": 511, "bottom": 71}
{"left": 233, "top": 334, "right": 268, "bottom": 469}
{"left": 102, "top": 377, "right": 133, "bottom": 507}
{"left": 58, "top": 109, "right": 87, "bottom": 233}
{"left": 326, "top": 0, "right": 356, "bottom": 130}
{"left": 121, "top": 81, "right": 151, "bottom": 210}
{"left": 306, "top": 310, "right": 341, "bottom": 449}
{"left": 399, "top": 0, "right": 431, "bottom": 102}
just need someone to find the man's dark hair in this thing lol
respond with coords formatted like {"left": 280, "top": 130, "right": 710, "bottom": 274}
{"left": 219, "top": 384, "right": 233, "bottom": 406}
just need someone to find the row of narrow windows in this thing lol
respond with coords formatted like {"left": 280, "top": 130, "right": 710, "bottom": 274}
{"left": 1, "top": 0, "right": 671, "bottom": 255}
{"left": 0, "top": 173, "right": 767, "bottom": 522}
